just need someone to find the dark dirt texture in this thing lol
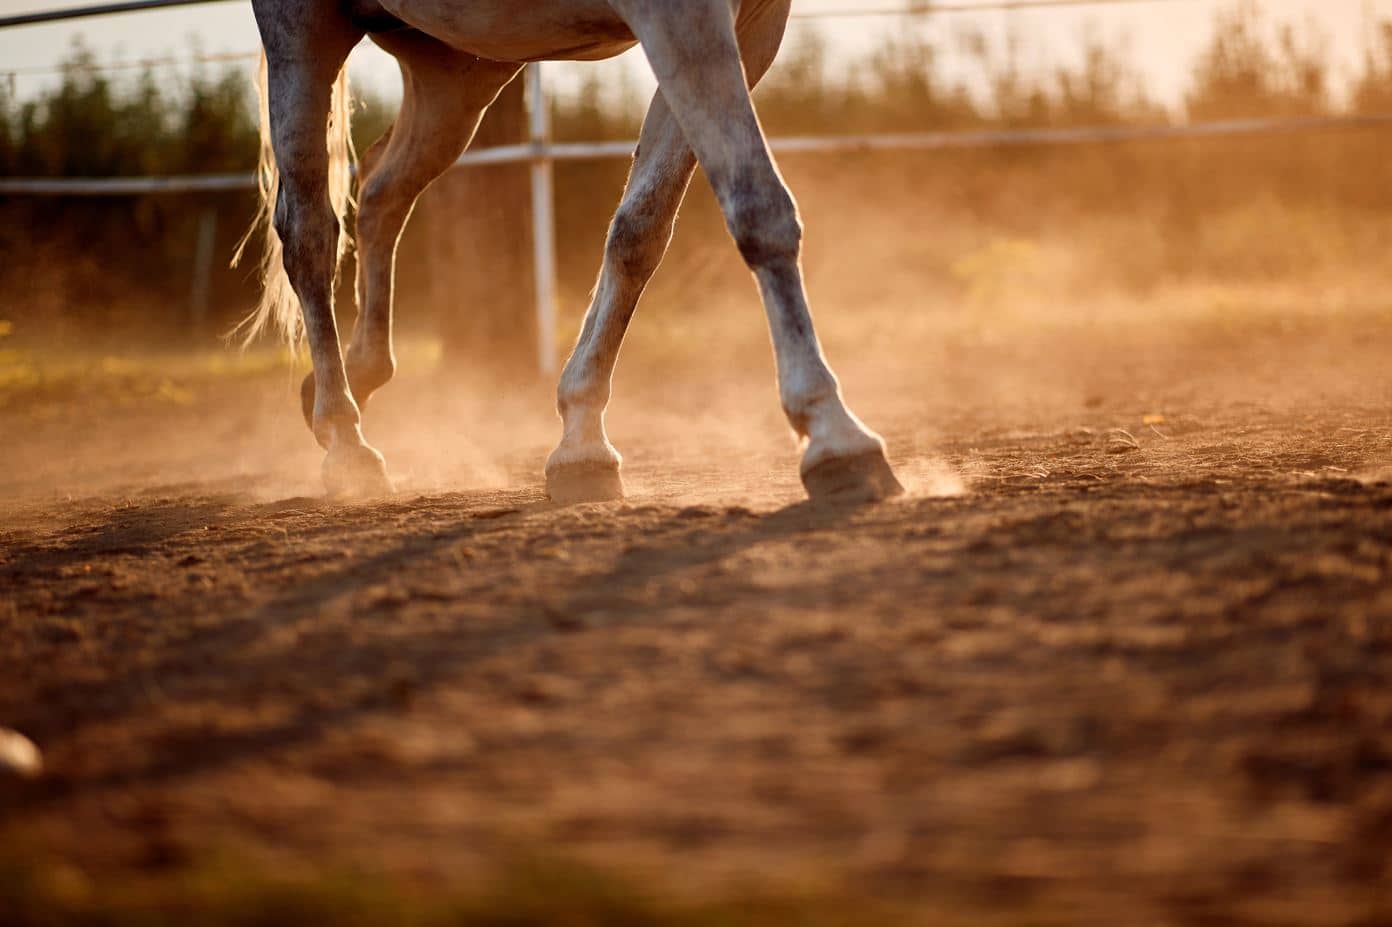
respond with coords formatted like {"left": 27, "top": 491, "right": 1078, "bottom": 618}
{"left": 2, "top": 314, "right": 1391, "bottom": 925}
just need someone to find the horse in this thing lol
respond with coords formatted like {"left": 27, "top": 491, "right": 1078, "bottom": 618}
{"left": 239, "top": 0, "right": 905, "bottom": 504}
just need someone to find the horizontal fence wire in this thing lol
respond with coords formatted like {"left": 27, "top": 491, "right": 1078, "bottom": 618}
{"left": 789, "top": 0, "right": 1187, "bottom": 18}
{"left": 0, "top": 0, "right": 238, "bottom": 29}
{"left": 5, "top": 49, "right": 258, "bottom": 77}
{"left": 1, "top": 0, "right": 1387, "bottom": 197}
{"left": 0, "top": 172, "right": 255, "bottom": 195}
{"left": 0, "top": 0, "right": 1189, "bottom": 30}
{"left": 0, "top": 0, "right": 1192, "bottom": 76}
{"left": 4, "top": 113, "right": 1392, "bottom": 196}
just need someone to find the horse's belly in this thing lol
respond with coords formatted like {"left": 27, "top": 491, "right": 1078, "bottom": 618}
{"left": 380, "top": 0, "right": 637, "bottom": 61}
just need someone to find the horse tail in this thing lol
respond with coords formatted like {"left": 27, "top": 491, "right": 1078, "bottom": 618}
{"left": 230, "top": 54, "right": 356, "bottom": 349}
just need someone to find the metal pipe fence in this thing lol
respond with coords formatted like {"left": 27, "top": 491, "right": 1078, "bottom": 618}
{"left": 7, "top": 112, "right": 1392, "bottom": 197}
{"left": 2, "top": 0, "right": 1390, "bottom": 373}
{"left": 0, "top": 0, "right": 1192, "bottom": 29}
{"left": 0, "top": 0, "right": 238, "bottom": 29}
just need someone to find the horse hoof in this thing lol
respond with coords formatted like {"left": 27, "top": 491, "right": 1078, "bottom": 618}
{"left": 801, "top": 449, "right": 905, "bottom": 503}
{"left": 323, "top": 443, "right": 394, "bottom": 499}
{"left": 547, "top": 460, "right": 625, "bottom": 504}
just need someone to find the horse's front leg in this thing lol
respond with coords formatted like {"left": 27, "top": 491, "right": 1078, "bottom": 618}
{"left": 617, "top": 0, "right": 903, "bottom": 501}
{"left": 545, "top": 93, "right": 696, "bottom": 503}
{"left": 301, "top": 41, "right": 522, "bottom": 431}
{"left": 546, "top": 1, "right": 795, "bottom": 503}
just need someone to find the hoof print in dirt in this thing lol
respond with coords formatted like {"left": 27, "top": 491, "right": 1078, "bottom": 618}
{"left": 802, "top": 450, "right": 906, "bottom": 503}
{"left": 0, "top": 728, "right": 42, "bottom": 781}
{"left": 547, "top": 462, "right": 626, "bottom": 505}
{"left": 322, "top": 445, "right": 394, "bottom": 499}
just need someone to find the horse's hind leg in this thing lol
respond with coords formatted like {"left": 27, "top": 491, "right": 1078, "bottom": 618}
{"left": 256, "top": 4, "right": 391, "bottom": 496}
{"left": 298, "top": 125, "right": 389, "bottom": 429}
{"left": 545, "top": 3, "right": 790, "bottom": 503}
{"left": 301, "top": 39, "right": 521, "bottom": 429}
{"left": 618, "top": 0, "right": 903, "bottom": 501}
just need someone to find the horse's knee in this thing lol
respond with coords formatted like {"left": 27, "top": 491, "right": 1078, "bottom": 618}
{"left": 606, "top": 203, "right": 671, "bottom": 282}
{"left": 722, "top": 173, "right": 803, "bottom": 269}
{"left": 273, "top": 180, "right": 340, "bottom": 280}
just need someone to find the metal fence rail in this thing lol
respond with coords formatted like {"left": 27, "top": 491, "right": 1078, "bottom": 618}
{"left": 791, "top": 0, "right": 1186, "bottom": 18}
{"left": 0, "top": 172, "right": 253, "bottom": 195}
{"left": 0, "top": 0, "right": 237, "bottom": 29}
{"left": 0, "top": 0, "right": 1189, "bottom": 29}
{"left": 5, "top": 113, "right": 1391, "bottom": 197}
{"left": 3, "top": 0, "right": 1390, "bottom": 373}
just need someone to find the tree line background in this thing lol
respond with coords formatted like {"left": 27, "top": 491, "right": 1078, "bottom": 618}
{"left": 2, "top": 1, "right": 1392, "bottom": 356}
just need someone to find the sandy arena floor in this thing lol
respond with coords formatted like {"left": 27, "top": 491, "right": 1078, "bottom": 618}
{"left": 2, "top": 308, "right": 1391, "bottom": 924}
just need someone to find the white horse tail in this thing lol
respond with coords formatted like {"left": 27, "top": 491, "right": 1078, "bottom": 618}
{"left": 231, "top": 54, "right": 356, "bottom": 349}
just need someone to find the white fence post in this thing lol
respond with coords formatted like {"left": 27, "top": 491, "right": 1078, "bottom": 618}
{"left": 527, "top": 63, "right": 559, "bottom": 379}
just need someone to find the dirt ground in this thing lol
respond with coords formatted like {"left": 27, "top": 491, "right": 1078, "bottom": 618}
{"left": 2, "top": 304, "right": 1392, "bottom": 925}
